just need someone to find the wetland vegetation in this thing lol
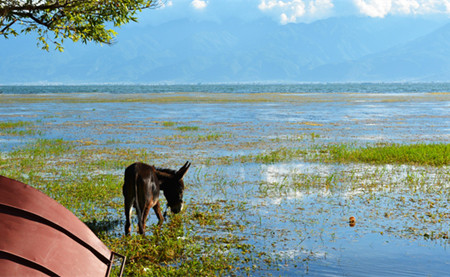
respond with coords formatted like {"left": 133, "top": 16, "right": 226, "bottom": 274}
{"left": 0, "top": 91, "right": 449, "bottom": 276}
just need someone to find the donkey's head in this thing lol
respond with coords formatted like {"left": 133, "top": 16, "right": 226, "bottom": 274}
{"left": 158, "top": 161, "right": 191, "bottom": 214}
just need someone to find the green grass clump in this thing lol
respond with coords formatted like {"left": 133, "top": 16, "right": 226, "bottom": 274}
{"left": 237, "top": 143, "right": 449, "bottom": 166}
{"left": 0, "top": 121, "right": 37, "bottom": 135}
{"left": 177, "top": 126, "right": 199, "bottom": 132}
{"left": 197, "top": 133, "right": 223, "bottom": 141}
{"left": 327, "top": 143, "right": 449, "bottom": 166}
{"left": 162, "top": 121, "right": 176, "bottom": 127}
{"left": 0, "top": 121, "right": 31, "bottom": 129}
{"left": 239, "top": 147, "right": 308, "bottom": 164}
{"left": 14, "top": 138, "right": 73, "bottom": 157}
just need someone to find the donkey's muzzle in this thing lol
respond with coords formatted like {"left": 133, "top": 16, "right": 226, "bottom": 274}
{"left": 170, "top": 202, "right": 183, "bottom": 214}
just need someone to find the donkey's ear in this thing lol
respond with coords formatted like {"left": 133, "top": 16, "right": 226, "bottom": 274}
{"left": 176, "top": 161, "right": 191, "bottom": 179}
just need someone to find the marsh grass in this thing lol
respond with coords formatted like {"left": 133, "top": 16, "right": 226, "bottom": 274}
{"left": 326, "top": 143, "right": 449, "bottom": 166}
{"left": 177, "top": 126, "right": 200, "bottom": 132}
{"left": 161, "top": 121, "right": 176, "bottom": 127}
{"left": 18, "top": 138, "right": 73, "bottom": 156}
{"left": 0, "top": 121, "right": 31, "bottom": 129}
{"left": 197, "top": 133, "right": 223, "bottom": 141}
{"left": 239, "top": 147, "right": 308, "bottom": 164}
{"left": 237, "top": 143, "right": 449, "bottom": 167}
{"left": 0, "top": 120, "right": 37, "bottom": 135}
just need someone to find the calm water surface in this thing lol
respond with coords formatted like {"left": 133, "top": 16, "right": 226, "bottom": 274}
{"left": 3, "top": 82, "right": 450, "bottom": 94}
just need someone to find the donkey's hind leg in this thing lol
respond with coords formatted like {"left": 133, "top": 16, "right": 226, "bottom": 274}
{"left": 124, "top": 196, "right": 133, "bottom": 235}
{"left": 140, "top": 201, "right": 153, "bottom": 233}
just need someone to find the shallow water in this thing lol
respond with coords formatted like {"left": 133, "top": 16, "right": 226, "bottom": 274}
{"left": 188, "top": 161, "right": 449, "bottom": 276}
{"left": 0, "top": 91, "right": 449, "bottom": 276}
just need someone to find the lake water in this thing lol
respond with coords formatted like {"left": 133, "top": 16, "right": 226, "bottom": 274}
{"left": 3, "top": 82, "right": 450, "bottom": 94}
{"left": 0, "top": 83, "right": 449, "bottom": 276}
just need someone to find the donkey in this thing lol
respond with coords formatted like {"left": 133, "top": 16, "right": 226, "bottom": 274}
{"left": 123, "top": 161, "right": 190, "bottom": 235}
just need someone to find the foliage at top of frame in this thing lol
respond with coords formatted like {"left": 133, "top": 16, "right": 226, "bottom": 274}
{"left": 0, "top": 0, "right": 162, "bottom": 51}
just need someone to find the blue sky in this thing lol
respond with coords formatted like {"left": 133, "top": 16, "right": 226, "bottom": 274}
{"left": 139, "top": 0, "right": 450, "bottom": 24}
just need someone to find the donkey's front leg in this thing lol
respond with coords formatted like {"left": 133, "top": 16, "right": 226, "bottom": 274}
{"left": 153, "top": 201, "right": 164, "bottom": 226}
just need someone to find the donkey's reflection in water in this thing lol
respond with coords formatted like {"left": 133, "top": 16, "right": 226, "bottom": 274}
{"left": 123, "top": 161, "right": 190, "bottom": 235}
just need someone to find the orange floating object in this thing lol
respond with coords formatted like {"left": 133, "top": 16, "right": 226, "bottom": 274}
{"left": 0, "top": 175, "right": 125, "bottom": 276}
{"left": 349, "top": 216, "right": 356, "bottom": 227}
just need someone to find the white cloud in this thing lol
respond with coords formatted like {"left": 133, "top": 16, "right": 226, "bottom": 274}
{"left": 393, "top": 0, "right": 420, "bottom": 14}
{"left": 258, "top": 0, "right": 334, "bottom": 24}
{"left": 309, "top": 0, "right": 334, "bottom": 15}
{"left": 419, "top": 0, "right": 450, "bottom": 14}
{"left": 353, "top": 0, "right": 392, "bottom": 18}
{"left": 191, "top": 0, "right": 208, "bottom": 10}
{"left": 138, "top": 0, "right": 450, "bottom": 26}
{"left": 353, "top": 0, "right": 450, "bottom": 17}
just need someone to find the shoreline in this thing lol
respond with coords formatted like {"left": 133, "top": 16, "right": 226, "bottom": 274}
{"left": 1, "top": 91, "right": 449, "bottom": 104}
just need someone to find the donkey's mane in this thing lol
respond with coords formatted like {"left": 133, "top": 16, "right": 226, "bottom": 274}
{"left": 155, "top": 167, "right": 185, "bottom": 190}
{"left": 155, "top": 167, "right": 177, "bottom": 175}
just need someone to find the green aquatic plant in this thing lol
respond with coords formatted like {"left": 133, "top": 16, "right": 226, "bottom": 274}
{"left": 197, "top": 133, "right": 223, "bottom": 141}
{"left": 326, "top": 143, "right": 449, "bottom": 166}
{"left": 13, "top": 138, "right": 73, "bottom": 160}
{"left": 239, "top": 147, "right": 308, "bottom": 164}
{"left": 0, "top": 121, "right": 31, "bottom": 129}
{"left": 250, "top": 143, "right": 449, "bottom": 166}
{"left": 0, "top": 121, "right": 37, "bottom": 136}
{"left": 177, "top": 126, "right": 200, "bottom": 132}
{"left": 162, "top": 121, "right": 177, "bottom": 127}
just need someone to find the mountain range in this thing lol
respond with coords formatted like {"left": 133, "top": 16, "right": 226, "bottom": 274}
{"left": 1, "top": 16, "right": 449, "bottom": 84}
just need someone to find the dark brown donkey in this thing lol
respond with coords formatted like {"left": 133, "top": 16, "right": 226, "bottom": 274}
{"left": 123, "top": 161, "right": 190, "bottom": 235}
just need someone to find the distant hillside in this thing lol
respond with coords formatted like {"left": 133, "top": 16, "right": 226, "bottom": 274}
{"left": 304, "top": 22, "right": 450, "bottom": 82}
{"left": 0, "top": 16, "right": 448, "bottom": 83}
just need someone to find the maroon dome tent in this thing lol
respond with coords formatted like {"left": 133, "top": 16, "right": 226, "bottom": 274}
{"left": 0, "top": 175, "right": 125, "bottom": 276}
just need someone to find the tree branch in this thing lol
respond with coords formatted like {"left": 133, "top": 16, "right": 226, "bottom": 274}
{"left": 0, "top": 18, "right": 17, "bottom": 35}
